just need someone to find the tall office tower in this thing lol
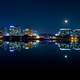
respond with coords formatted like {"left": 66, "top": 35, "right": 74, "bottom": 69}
{"left": 9, "top": 26, "right": 22, "bottom": 36}
{"left": 55, "top": 28, "right": 72, "bottom": 37}
{"left": 23, "top": 28, "right": 33, "bottom": 36}
{"left": 73, "top": 29, "right": 80, "bottom": 37}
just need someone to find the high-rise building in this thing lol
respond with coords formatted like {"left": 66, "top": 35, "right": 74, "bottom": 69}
{"left": 9, "top": 26, "right": 22, "bottom": 36}
{"left": 23, "top": 28, "right": 33, "bottom": 36}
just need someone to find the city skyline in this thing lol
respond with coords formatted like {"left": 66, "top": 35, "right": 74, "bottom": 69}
{"left": 0, "top": 0, "right": 80, "bottom": 33}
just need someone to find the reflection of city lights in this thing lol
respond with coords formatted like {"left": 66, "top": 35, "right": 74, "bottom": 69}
{"left": 2, "top": 25, "right": 80, "bottom": 52}
{"left": 6, "top": 42, "right": 9, "bottom": 44}
{"left": 74, "top": 37, "right": 78, "bottom": 43}
{"left": 9, "top": 49, "right": 15, "bottom": 52}
{"left": 23, "top": 42, "right": 33, "bottom": 49}
{"left": 64, "top": 55, "right": 68, "bottom": 58}
{"left": 32, "top": 40, "right": 40, "bottom": 47}
{"left": 0, "top": 40, "right": 3, "bottom": 42}
{"left": 70, "top": 36, "right": 78, "bottom": 43}
{"left": 25, "top": 47, "right": 29, "bottom": 50}
{"left": 71, "top": 37, "right": 74, "bottom": 43}
{"left": 36, "top": 40, "right": 40, "bottom": 43}
{"left": 33, "top": 42, "right": 37, "bottom": 45}
{"left": 60, "top": 48, "right": 71, "bottom": 51}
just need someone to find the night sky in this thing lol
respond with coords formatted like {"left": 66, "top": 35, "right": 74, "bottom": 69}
{"left": 0, "top": 0, "right": 80, "bottom": 33}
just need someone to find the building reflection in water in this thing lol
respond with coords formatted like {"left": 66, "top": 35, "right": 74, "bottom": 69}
{"left": 1, "top": 26, "right": 80, "bottom": 59}
{"left": 0, "top": 40, "right": 40, "bottom": 52}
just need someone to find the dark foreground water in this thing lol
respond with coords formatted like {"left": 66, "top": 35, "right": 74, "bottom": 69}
{"left": 0, "top": 42, "right": 80, "bottom": 72}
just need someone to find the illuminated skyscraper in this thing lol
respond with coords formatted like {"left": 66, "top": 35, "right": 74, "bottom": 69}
{"left": 23, "top": 28, "right": 33, "bottom": 36}
{"left": 9, "top": 26, "right": 22, "bottom": 36}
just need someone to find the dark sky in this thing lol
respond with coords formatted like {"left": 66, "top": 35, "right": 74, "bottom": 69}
{"left": 0, "top": 0, "right": 80, "bottom": 33}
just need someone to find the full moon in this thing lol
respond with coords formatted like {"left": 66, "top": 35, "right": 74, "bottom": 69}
{"left": 64, "top": 20, "right": 68, "bottom": 23}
